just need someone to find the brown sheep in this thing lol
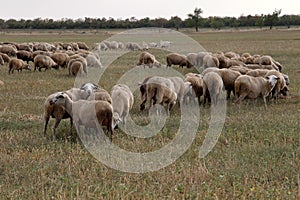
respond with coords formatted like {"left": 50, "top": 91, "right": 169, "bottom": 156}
{"left": 16, "top": 43, "right": 33, "bottom": 52}
{"left": 0, "top": 52, "right": 11, "bottom": 63}
{"left": 8, "top": 58, "right": 31, "bottom": 74}
{"left": 229, "top": 66, "right": 252, "bottom": 75}
{"left": 69, "top": 61, "right": 85, "bottom": 76}
{"left": 51, "top": 52, "right": 69, "bottom": 68}
{"left": 246, "top": 69, "right": 270, "bottom": 77}
{"left": 234, "top": 75, "right": 279, "bottom": 109}
{"left": 138, "top": 51, "right": 161, "bottom": 68}
{"left": 67, "top": 56, "right": 87, "bottom": 75}
{"left": 264, "top": 70, "right": 289, "bottom": 99}
{"left": 0, "top": 45, "right": 17, "bottom": 57}
{"left": 49, "top": 93, "right": 115, "bottom": 141}
{"left": 77, "top": 42, "right": 89, "bottom": 50}
{"left": 17, "top": 50, "right": 34, "bottom": 63}
{"left": 166, "top": 53, "right": 193, "bottom": 68}
{"left": 185, "top": 74, "right": 206, "bottom": 105}
{"left": 34, "top": 55, "right": 58, "bottom": 71}
{"left": 203, "top": 54, "right": 219, "bottom": 68}
{"left": 32, "top": 50, "right": 51, "bottom": 58}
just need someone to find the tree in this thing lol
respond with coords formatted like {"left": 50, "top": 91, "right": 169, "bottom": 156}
{"left": 264, "top": 9, "right": 282, "bottom": 29}
{"left": 188, "top": 7, "right": 203, "bottom": 32}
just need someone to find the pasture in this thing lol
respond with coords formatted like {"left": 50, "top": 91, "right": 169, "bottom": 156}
{"left": 0, "top": 28, "right": 299, "bottom": 199}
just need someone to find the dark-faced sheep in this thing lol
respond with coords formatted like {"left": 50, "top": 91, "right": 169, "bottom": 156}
{"left": 34, "top": 55, "right": 58, "bottom": 71}
{"left": 8, "top": 58, "right": 31, "bottom": 74}
{"left": 234, "top": 75, "right": 279, "bottom": 109}
{"left": 166, "top": 53, "right": 193, "bottom": 68}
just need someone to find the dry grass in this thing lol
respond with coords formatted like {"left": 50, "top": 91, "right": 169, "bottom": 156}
{"left": 0, "top": 28, "right": 299, "bottom": 199}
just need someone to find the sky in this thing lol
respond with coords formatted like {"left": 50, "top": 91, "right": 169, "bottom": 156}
{"left": 1, "top": 0, "right": 299, "bottom": 20}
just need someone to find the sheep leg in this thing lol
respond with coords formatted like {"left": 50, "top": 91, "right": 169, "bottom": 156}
{"left": 43, "top": 116, "right": 50, "bottom": 136}
{"left": 263, "top": 96, "right": 268, "bottom": 109}
{"left": 234, "top": 93, "right": 247, "bottom": 110}
{"left": 52, "top": 119, "right": 61, "bottom": 140}
{"left": 226, "top": 89, "right": 231, "bottom": 100}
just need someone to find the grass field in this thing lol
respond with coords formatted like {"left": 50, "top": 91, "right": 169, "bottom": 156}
{"left": 0, "top": 28, "right": 299, "bottom": 199}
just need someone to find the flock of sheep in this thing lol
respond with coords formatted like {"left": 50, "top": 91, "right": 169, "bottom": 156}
{"left": 0, "top": 40, "right": 290, "bottom": 141}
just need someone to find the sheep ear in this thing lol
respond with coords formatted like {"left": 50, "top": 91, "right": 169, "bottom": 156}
{"left": 138, "top": 82, "right": 142, "bottom": 86}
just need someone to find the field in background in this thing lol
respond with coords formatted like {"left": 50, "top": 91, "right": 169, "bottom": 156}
{"left": 0, "top": 29, "right": 299, "bottom": 199}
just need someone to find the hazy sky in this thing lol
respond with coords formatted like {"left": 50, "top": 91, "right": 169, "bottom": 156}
{"left": 1, "top": 0, "right": 299, "bottom": 20}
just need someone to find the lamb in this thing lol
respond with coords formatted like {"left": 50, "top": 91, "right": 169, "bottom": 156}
{"left": 34, "top": 55, "right": 58, "bottom": 71}
{"left": 49, "top": 92, "right": 115, "bottom": 141}
{"left": 203, "top": 54, "right": 219, "bottom": 68}
{"left": 43, "top": 88, "right": 90, "bottom": 140}
{"left": 16, "top": 50, "right": 34, "bottom": 63}
{"left": 234, "top": 75, "right": 279, "bottom": 109}
{"left": 139, "top": 76, "right": 177, "bottom": 114}
{"left": 0, "top": 45, "right": 17, "bottom": 57}
{"left": 202, "top": 71, "right": 224, "bottom": 105}
{"left": 110, "top": 84, "right": 134, "bottom": 129}
{"left": 166, "top": 53, "right": 193, "bottom": 68}
{"left": 51, "top": 52, "right": 69, "bottom": 68}
{"left": 8, "top": 58, "right": 32, "bottom": 74}
{"left": 184, "top": 73, "right": 206, "bottom": 105}
{"left": 137, "top": 51, "right": 161, "bottom": 68}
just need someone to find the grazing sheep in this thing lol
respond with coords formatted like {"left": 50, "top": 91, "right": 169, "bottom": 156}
{"left": 16, "top": 50, "right": 34, "bottom": 63}
{"left": 126, "top": 42, "right": 142, "bottom": 51}
{"left": 166, "top": 53, "right": 193, "bottom": 68}
{"left": 246, "top": 69, "right": 270, "bottom": 77}
{"left": 87, "top": 87, "right": 112, "bottom": 104}
{"left": 51, "top": 52, "right": 69, "bottom": 68}
{"left": 203, "top": 71, "right": 224, "bottom": 105}
{"left": 80, "top": 82, "right": 99, "bottom": 96}
{"left": 234, "top": 75, "right": 279, "bottom": 109}
{"left": 86, "top": 53, "right": 102, "bottom": 68}
{"left": 77, "top": 42, "right": 89, "bottom": 50}
{"left": 0, "top": 52, "right": 11, "bottom": 63}
{"left": 67, "top": 56, "right": 87, "bottom": 74}
{"left": 160, "top": 40, "right": 171, "bottom": 48}
{"left": 34, "top": 55, "right": 58, "bottom": 71}
{"left": 229, "top": 66, "right": 252, "bottom": 75}
{"left": 168, "top": 76, "right": 187, "bottom": 105}
{"left": 245, "top": 64, "right": 277, "bottom": 71}
{"left": 137, "top": 51, "right": 161, "bottom": 68}
{"left": 0, "top": 45, "right": 17, "bottom": 57}
{"left": 68, "top": 61, "right": 85, "bottom": 76}
{"left": 202, "top": 68, "right": 242, "bottom": 100}
{"left": 118, "top": 42, "right": 125, "bottom": 49}
{"left": 224, "top": 51, "right": 240, "bottom": 59}
{"left": 32, "top": 50, "right": 51, "bottom": 58}
{"left": 49, "top": 93, "right": 115, "bottom": 141}
{"left": 226, "top": 59, "right": 246, "bottom": 68}
{"left": 264, "top": 70, "right": 289, "bottom": 99}
{"left": 110, "top": 84, "right": 134, "bottom": 129}
{"left": 187, "top": 52, "right": 209, "bottom": 68}
{"left": 253, "top": 55, "right": 282, "bottom": 71}
{"left": 203, "top": 54, "right": 219, "bottom": 68}
{"left": 215, "top": 53, "right": 228, "bottom": 69}
{"left": 139, "top": 76, "right": 177, "bottom": 114}
{"left": 33, "top": 43, "right": 48, "bottom": 52}
{"left": 43, "top": 89, "right": 89, "bottom": 140}
{"left": 184, "top": 74, "right": 206, "bottom": 105}
{"left": 8, "top": 58, "right": 31, "bottom": 74}
{"left": 16, "top": 43, "right": 33, "bottom": 52}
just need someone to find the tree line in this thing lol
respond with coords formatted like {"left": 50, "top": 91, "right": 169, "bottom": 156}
{"left": 0, "top": 12, "right": 299, "bottom": 30}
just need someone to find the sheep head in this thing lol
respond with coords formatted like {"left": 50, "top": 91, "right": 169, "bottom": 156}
{"left": 49, "top": 92, "right": 68, "bottom": 106}
{"left": 80, "top": 82, "right": 99, "bottom": 95}
{"left": 266, "top": 75, "right": 279, "bottom": 88}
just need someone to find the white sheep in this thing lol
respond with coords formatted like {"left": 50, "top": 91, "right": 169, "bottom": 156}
{"left": 202, "top": 71, "right": 224, "bottom": 105}
{"left": 234, "top": 75, "right": 279, "bottom": 109}
{"left": 110, "top": 84, "right": 134, "bottom": 129}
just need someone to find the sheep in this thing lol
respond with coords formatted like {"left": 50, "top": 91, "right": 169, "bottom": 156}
{"left": 187, "top": 52, "right": 209, "bottom": 68}
{"left": 226, "top": 59, "right": 246, "bottom": 68}
{"left": 203, "top": 54, "right": 219, "bottom": 68}
{"left": 16, "top": 50, "right": 34, "bottom": 63}
{"left": 34, "top": 55, "right": 58, "bottom": 71}
{"left": 139, "top": 76, "right": 177, "bottom": 114}
{"left": 110, "top": 84, "right": 134, "bottom": 129}
{"left": 80, "top": 82, "right": 99, "bottom": 96}
{"left": 264, "top": 70, "right": 289, "bottom": 99}
{"left": 245, "top": 64, "right": 278, "bottom": 71}
{"left": 118, "top": 42, "right": 125, "bottom": 49}
{"left": 166, "top": 53, "right": 193, "bottom": 68}
{"left": 51, "top": 52, "right": 69, "bottom": 68}
{"left": 0, "top": 45, "right": 17, "bottom": 57}
{"left": 215, "top": 53, "right": 228, "bottom": 69}
{"left": 253, "top": 55, "right": 282, "bottom": 71}
{"left": 87, "top": 87, "right": 112, "bottom": 104}
{"left": 149, "top": 42, "right": 158, "bottom": 48}
{"left": 43, "top": 88, "right": 89, "bottom": 140}
{"left": 160, "top": 40, "right": 171, "bottom": 48}
{"left": 224, "top": 51, "right": 240, "bottom": 59}
{"left": 0, "top": 56, "right": 4, "bottom": 65}
{"left": 241, "top": 52, "right": 251, "bottom": 58}
{"left": 68, "top": 61, "right": 85, "bottom": 76}
{"left": 32, "top": 50, "right": 51, "bottom": 58}
{"left": 229, "top": 66, "right": 252, "bottom": 75}
{"left": 77, "top": 42, "right": 89, "bottom": 50}
{"left": 15, "top": 43, "right": 33, "bottom": 52}
{"left": 137, "top": 51, "right": 161, "bottom": 68}
{"left": 67, "top": 56, "right": 87, "bottom": 74}
{"left": 126, "top": 42, "right": 142, "bottom": 51}
{"left": 0, "top": 52, "right": 11, "bottom": 63}
{"left": 168, "top": 76, "right": 187, "bottom": 105}
{"left": 33, "top": 43, "right": 48, "bottom": 52}
{"left": 202, "top": 68, "right": 242, "bottom": 100}
{"left": 246, "top": 69, "right": 270, "bottom": 77}
{"left": 202, "top": 71, "right": 224, "bottom": 105}
{"left": 49, "top": 92, "right": 115, "bottom": 141}
{"left": 184, "top": 73, "right": 206, "bottom": 105}
{"left": 182, "top": 81, "right": 195, "bottom": 105}
{"left": 234, "top": 75, "right": 279, "bottom": 109}
{"left": 86, "top": 53, "right": 102, "bottom": 68}
{"left": 8, "top": 58, "right": 32, "bottom": 74}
